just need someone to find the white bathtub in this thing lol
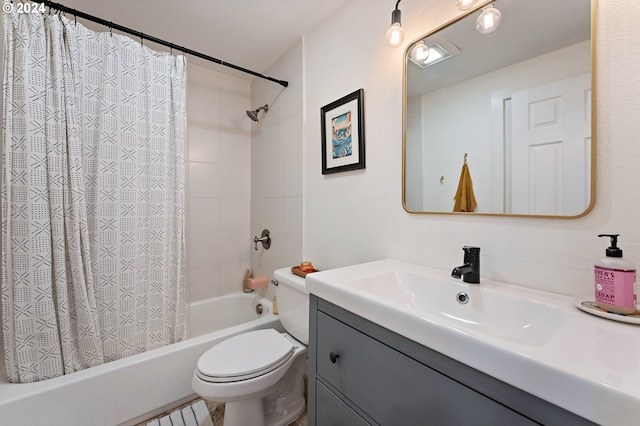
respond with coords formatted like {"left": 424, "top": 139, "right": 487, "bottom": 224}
{"left": 0, "top": 293, "right": 282, "bottom": 426}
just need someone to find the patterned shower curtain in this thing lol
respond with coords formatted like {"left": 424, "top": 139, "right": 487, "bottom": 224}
{"left": 2, "top": 7, "right": 186, "bottom": 383}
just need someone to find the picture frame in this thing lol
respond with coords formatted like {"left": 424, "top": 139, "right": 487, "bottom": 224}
{"left": 321, "top": 89, "right": 365, "bottom": 174}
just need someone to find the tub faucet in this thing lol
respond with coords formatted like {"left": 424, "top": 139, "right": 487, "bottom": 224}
{"left": 451, "top": 246, "right": 480, "bottom": 284}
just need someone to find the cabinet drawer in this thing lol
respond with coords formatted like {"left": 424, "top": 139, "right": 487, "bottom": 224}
{"left": 317, "top": 311, "right": 538, "bottom": 426}
{"left": 316, "top": 380, "right": 372, "bottom": 426}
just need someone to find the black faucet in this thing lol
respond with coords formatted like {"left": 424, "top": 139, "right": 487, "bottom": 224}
{"left": 451, "top": 246, "right": 480, "bottom": 284}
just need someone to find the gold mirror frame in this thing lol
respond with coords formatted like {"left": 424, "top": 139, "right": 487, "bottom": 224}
{"left": 402, "top": 0, "right": 596, "bottom": 218}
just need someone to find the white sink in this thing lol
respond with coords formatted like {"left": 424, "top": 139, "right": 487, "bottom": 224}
{"left": 345, "top": 270, "right": 565, "bottom": 344}
{"left": 305, "top": 259, "right": 640, "bottom": 426}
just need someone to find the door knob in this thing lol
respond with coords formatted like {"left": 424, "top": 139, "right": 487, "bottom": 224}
{"left": 329, "top": 352, "right": 340, "bottom": 363}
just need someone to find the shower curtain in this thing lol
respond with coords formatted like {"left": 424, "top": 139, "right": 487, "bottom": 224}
{"left": 1, "top": 7, "right": 186, "bottom": 383}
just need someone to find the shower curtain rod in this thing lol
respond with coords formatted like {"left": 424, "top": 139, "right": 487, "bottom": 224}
{"left": 40, "top": 1, "right": 289, "bottom": 88}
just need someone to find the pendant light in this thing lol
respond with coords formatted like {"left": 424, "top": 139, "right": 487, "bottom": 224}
{"left": 409, "top": 40, "right": 430, "bottom": 65}
{"left": 476, "top": 4, "right": 502, "bottom": 35}
{"left": 385, "top": 0, "right": 405, "bottom": 48}
{"left": 456, "top": 0, "right": 477, "bottom": 11}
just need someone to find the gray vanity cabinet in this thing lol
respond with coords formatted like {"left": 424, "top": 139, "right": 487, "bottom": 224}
{"left": 308, "top": 295, "right": 596, "bottom": 426}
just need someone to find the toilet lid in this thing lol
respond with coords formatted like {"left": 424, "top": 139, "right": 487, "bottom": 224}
{"left": 196, "top": 329, "right": 294, "bottom": 383}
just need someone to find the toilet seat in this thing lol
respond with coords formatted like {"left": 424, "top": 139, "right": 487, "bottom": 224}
{"left": 196, "top": 329, "right": 294, "bottom": 383}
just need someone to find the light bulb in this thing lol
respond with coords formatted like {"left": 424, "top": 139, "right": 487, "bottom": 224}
{"left": 385, "top": 22, "right": 405, "bottom": 47}
{"left": 409, "top": 41, "right": 429, "bottom": 64}
{"left": 476, "top": 5, "right": 502, "bottom": 35}
{"left": 456, "top": 0, "right": 476, "bottom": 11}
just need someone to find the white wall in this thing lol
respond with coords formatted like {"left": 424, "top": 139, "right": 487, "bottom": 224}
{"left": 186, "top": 64, "right": 252, "bottom": 302}
{"left": 302, "top": 0, "right": 640, "bottom": 297}
{"left": 250, "top": 41, "right": 304, "bottom": 289}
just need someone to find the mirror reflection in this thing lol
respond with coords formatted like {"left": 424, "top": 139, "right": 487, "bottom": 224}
{"left": 403, "top": 0, "right": 594, "bottom": 217}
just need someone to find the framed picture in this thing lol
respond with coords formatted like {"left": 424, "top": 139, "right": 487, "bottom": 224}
{"left": 321, "top": 89, "right": 365, "bottom": 174}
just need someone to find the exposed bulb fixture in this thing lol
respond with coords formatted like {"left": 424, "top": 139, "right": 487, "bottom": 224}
{"left": 409, "top": 40, "right": 430, "bottom": 65}
{"left": 476, "top": 4, "right": 502, "bottom": 35}
{"left": 385, "top": 0, "right": 405, "bottom": 48}
{"left": 456, "top": 0, "right": 477, "bottom": 11}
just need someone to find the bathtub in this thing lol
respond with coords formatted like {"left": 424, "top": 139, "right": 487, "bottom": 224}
{"left": 0, "top": 293, "right": 282, "bottom": 426}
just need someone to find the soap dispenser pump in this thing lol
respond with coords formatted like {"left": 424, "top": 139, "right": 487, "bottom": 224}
{"left": 595, "top": 234, "right": 637, "bottom": 314}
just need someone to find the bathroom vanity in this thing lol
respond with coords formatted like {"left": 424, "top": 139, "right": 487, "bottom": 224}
{"left": 305, "top": 259, "right": 640, "bottom": 426}
{"left": 308, "top": 296, "right": 592, "bottom": 425}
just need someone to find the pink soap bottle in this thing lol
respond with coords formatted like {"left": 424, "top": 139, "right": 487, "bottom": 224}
{"left": 595, "top": 234, "right": 637, "bottom": 314}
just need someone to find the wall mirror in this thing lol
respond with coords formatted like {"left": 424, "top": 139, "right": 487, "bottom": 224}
{"left": 403, "top": 0, "right": 594, "bottom": 217}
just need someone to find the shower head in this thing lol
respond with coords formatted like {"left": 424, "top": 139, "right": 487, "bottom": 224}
{"left": 246, "top": 104, "right": 269, "bottom": 122}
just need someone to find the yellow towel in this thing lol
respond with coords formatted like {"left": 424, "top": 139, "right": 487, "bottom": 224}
{"left": 453, "top": 162, "right": 477, "bottom": 212}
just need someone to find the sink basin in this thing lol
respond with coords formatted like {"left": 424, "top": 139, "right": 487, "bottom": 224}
{"left": 305, "top": 258, "right": 640, "bottom": 426}
{"left": 345, "top": 270, "right": 565, "bottom": 344}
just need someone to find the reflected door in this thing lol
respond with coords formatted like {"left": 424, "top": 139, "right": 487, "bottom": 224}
{"left": 509, "top": 73, "right": 591, "bottom": 215}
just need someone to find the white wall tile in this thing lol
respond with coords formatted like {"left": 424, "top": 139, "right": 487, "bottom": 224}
{"left": 221, "top": 198, "right": 251, "bottom": 231}
{"left": 188, "top": 266, "right": 221, "bottom": 302}
{"left": 280, "top": 236, "right": 303, "bottom": 269}
{"left": 262, "top": 160, "right": 282, "bottom": 198}
{"left": 281, "top": 154, "right": 302, "bottom": 197}
{"left": 221, "top": 91, "right": 253, "bottom": 135}
{"left": 188, "top": 162, "right": 219, "bottom": 198}
{"left": 213, "top": 230, "right": 249, "bottom": 265}
{"left": 280, "top": 112, "right": 303, "bottom": 156}
{"left": 219, "top": 261, "right": 251, "bottom": 295}
{"left": 189, "top": 198, "right": 220, "bottom": 233}
{"left": 188, "top": 126, "right": 220, "bottom": 164}
{"left": 279, "top": 40, "right": 303, "bottom": 119}
{"left": 256, "top": 123, "right": 282, "bottom": 164}
{"left": 262, "top": 198, "right": 282, "bottom": 238}
{"left": 188, "top": 232, "right": 219, "bottom": 270}
{"left": 221, "top": 133, "right": 251, "bottom": 166}
{"left": 250, "top": 42, "right": 304, "bottom": 278}
{"left": 281, "top": 197, "right": 302, "bottom": 239}
{"left": 186, "top": 64, "right": 251, "bottom": 303}
{"left": 219, "top": 165, "right": 251, "bottom": 198}
{"left": 187, "top": 87, "right": 221, "bottom": 128}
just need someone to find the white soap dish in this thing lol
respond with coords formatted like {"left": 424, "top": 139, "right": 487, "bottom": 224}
{"left": 573, "top": 297, "right": 640, "bottom": 325}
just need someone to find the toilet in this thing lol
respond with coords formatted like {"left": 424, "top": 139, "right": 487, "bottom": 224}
{"left": 192, "top": 267, "right": 309, "bottom": 426}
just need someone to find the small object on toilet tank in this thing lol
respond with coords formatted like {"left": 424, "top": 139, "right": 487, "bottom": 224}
{"left": 300, "top": 261, "right": 314, "bottom": 272}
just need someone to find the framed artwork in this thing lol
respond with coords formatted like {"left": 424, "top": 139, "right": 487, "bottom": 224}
{"left": 321, "top": 89, "right": 365, "bottom": 174}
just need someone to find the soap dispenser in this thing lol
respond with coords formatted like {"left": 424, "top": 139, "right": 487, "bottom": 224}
{"left": 595, "top": 234, "right": 637, "bottom": 314}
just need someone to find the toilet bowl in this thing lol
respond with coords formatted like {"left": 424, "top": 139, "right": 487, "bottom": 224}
{"left": 192, "top": 268, "right": 309, "bottom": 426}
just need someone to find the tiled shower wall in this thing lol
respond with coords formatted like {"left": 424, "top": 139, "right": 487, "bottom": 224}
{"left": 186, "top": 63, "right": 253, "bottom": 302}
{"left": 250, "top": 40, "right": 304, "bottom": 283}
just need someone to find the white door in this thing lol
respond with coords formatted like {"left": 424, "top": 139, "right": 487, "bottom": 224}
{"left": 510, "top": 73, "right": 591, "bottom": 215}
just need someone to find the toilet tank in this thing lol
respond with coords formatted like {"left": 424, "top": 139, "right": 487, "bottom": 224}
{"left": 273, "top": 267, "right": 309, "bottom": 345}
